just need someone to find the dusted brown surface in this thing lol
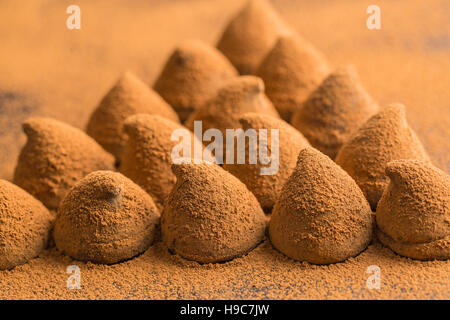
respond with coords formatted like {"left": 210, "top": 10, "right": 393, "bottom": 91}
{"left": 86, "top": 71, "right": 179, "bottom": 160}
{"left": 54, "top": 171, "right": 160, "bottom": 264}
{"left": 162, "top": 162, "right": 266, "bottom": 263}
{"left": 376, "top": 160, "right": 449, "bottom": 260}
{"left": 335, "top": 104, "right": 430, "bottom": 210}
{"left": 269, "top": 148, "right": 373, "bottom": 264}
{"left": 0, "top": 0, "right": 449, "bottom": 299}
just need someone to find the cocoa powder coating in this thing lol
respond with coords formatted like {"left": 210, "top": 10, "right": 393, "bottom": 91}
{"left": 0, "top": 180, "right": 54, "bottom": 270}
{"left": 154, "top": 40, "right": 238, "bottom": 122}
{"left": 336, "top": 104, "right": 430, "bottom": 210}
{"left": 291, "top": 65, "right": 379, "bottom": 159}
{"left": 54, "top": 171, "right": 160, "bottom": 264}
{"left": 185, "top": 76, "right": 279, "bottom": 135}
{"left": 86, "top": 71, "right": 179, "bottom": 160}
{"left": 119, "top": 114, "right": 209, "bottom": 211}
{"left": 13, "top": 117, "right": 115, "bottom": 210}
{"left": 376, "top": 160, "right": 449, "bottom": 260}
{"left": 217, "top": 0, "right": 289, "bottom": 74}
{"left": 161, "top": 162, "right": 266, "bottom": 263}
{"left": 223, "top": 112, "right": 310, "bottom": 212}
{"left": 256, "top": 34, "right": 330, "bottom": 121}
{"left": 269, "top": 147, "right": 374, "bottom": 264}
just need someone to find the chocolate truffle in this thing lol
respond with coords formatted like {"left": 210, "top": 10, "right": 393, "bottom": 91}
{"left": 256, "top": 34, "right": 330, "bottom": 121}
{"left": 217, "top": 0, "right": 289, "bottom": 74}
{"left": 119, "top": 114, "right": 210, "bottom": 211}
{"left": 185, "top": 76, "right": 279, "bottom": 135}
{"left": 291, "top": 65, "right": 379, "bottom": 159}
{"left": 376, "top": 160, "right": 449, "bottom": 260}
{"left": 0, "top": 180, "right": 54, "bottom": 270}
{"left": 223, "top": 113, "right": 310, "bottom": 212}
{"left": 86, "top": 71, "right": 179, "bottom": 159}
{"left": 154, "top": 40, "right": 238, "bottom": 122}
{"left": 14, "top": 117, "right": 115, "bottom": 210}
{"left": 269, "top": 147, "right": 373, "bottom": 264}
{"left": 335, "top": 104, "right": 430, "bottom": 210}
{"left": 54, "top": 171, "right": 160, "bottom": 264}
{"left": 161, "top": 162, "right": 266, "bottom": 263}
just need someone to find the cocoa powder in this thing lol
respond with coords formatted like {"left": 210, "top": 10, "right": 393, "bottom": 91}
{"left": 376, "top": 160, "right": 449, "bottom": 260}
{"left": 14, "top": 117, "right": 115, "bottom": 210}
{"left": 256, "top": 34, "right": 330, "bottom": 121}
{"left": 154, "top": 40, "right": 238, "bottom": 122}
{"left": 291, "top": 65, "right": 379, "bottom": 159}
{"left": 336, "top": 104, "right": 430, "bottom": 210}
{"left": 54, "top": 171, "right": 160, "bottom": 264}
{"left": 269, "top": 147, "right": 374, "bottom": 264}
{"left": 217, "top": 0, "right": 289, "bottom": 74}
{"left": 86, "top": 71, "right": 179, "bottom": 160}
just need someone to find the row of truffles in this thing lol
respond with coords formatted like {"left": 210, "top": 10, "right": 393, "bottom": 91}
{"left": 1, "top": 0, "right": 448, "bottom": 269}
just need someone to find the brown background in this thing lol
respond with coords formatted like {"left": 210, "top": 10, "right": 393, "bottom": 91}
{"left": 0, "top": 0, "right": 448, "bottom": 299}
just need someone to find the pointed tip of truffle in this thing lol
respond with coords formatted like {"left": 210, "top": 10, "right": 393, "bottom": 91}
{"left": 217, "top": 0, "right": 288, "bottom": 74}
{"left": 291, "top": 65, "right": 379, "bottom": 158}
{"left": 231, "top": 75, "right": 265, "bottom": 94}
{"left": 376, "top": 160, "right": 449, "bottom": 260}
{"left": 22, "top": 117, "right": 70, "bottom": 138}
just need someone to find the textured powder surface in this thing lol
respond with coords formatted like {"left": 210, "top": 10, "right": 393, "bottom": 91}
{"left": 0, "top": 0, "right": 449, "bottom": 300}
{"left": 336, "top": 104, "right": 431, "bottom": 210}
{"left": 119, "top": 114, "right": 209, "bottom": 211}
{"left": 13, "top": 117, "right": 115, "bottom": 210}
{"left": 256, "top": 34, "right": 330, "bottom": 121}
{"left": 154, "top": 40, "right": 238, "bottom": 122}
{"left": 185, "top": 76, "right": 279, "bottom": 136}
{"left": 291, "top": 65, "right": 379, "bottom": 159}
{"left": 223, "top": 112, "right": 310, "bottom": 212}
{"left": 269, "top": 148, "right": 374, "bottom": 264}
{"left": 376, "top": 160, "right": 449, "bottom": 260}
{"left": 86, "top": 71, "right": 179, "bottom": 160}
{"left": 0, "top": 180, "right": 54, "bottom": 270}
{"left": 54, "top": 171, "right": 160, "bottom": 264}
{"left": 162, "top": 162, "right": 266, "bottom": 263}
{"left": 217, "top": 0, "right": 289, "bottom": 74}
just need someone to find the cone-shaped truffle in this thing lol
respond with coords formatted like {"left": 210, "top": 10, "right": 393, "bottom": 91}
{"left": 335, "top": 104, "right": 430, "bottom": 210}
{"left": 54, "top": 171, "right": 160, "bottom": 264}
{"left": 223, "top": 113, "right": 310, "bottom": 212}
{"left": 256, "top": 34, "right": 330, "bottom": 121}
{"left": 185, "top": 76, "right": 280, "bottom": 135}
{"left": 119, "top": 114, "right": 211, "bottom": 211}
{"left": 161, "top": 162, "right": 266, "bottom": 263}
{"left": 376, "top": 160, "right": 449, "bottom": 260}
{"left": 217, "top": 0, "right": 289, "bottom": 74}
{"left": 154, "top": 40, "right": 238, "bottom": 122}
{"left": 269, "top": 148, "right": 373, "bottom": 264}
{"left": 0, "top": 180, "right": 54, "bottom": 270}
{"left": 291, "top": 65, "right": 379, "bottom": 159}
{"left": 13, "top": 117, "right": 115, "bottom": 210}
{"left": 86, "top": 71, "right": 179, "bottom": 159}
